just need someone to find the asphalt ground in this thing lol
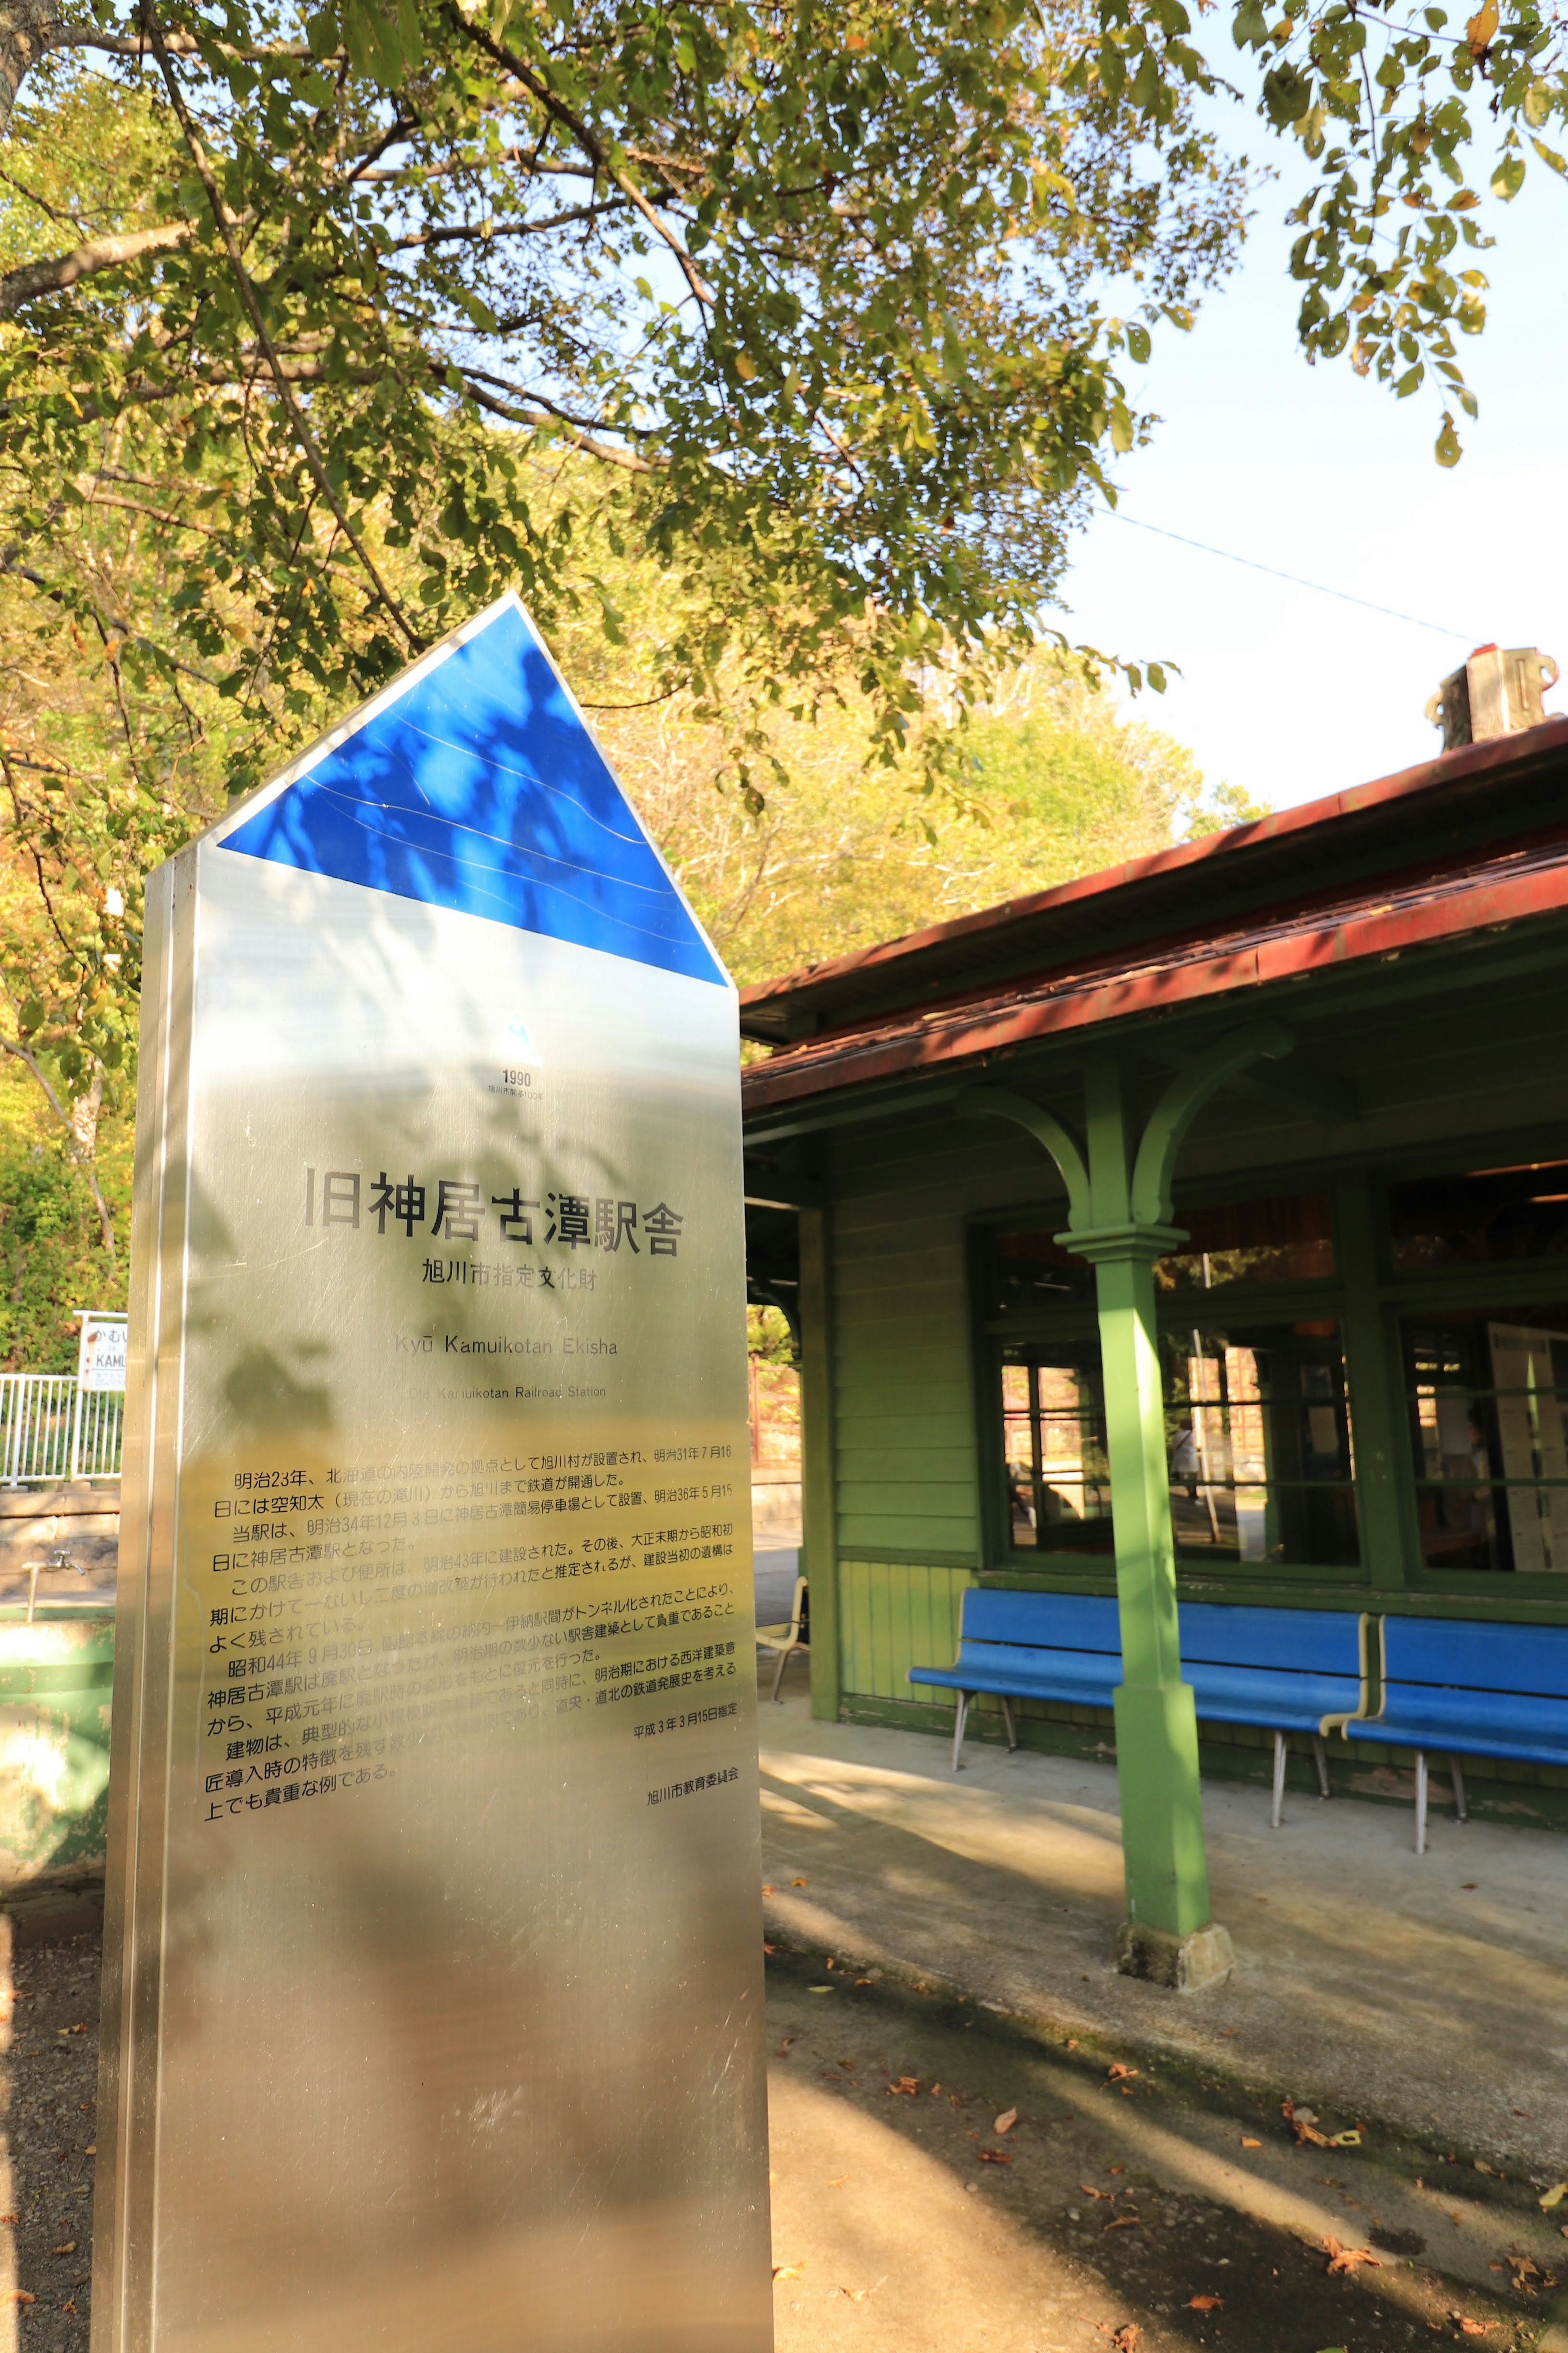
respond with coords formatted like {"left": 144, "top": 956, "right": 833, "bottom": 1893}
{"left": 1, "top": 1927, "right": 97, "bottom": 2353}
{"left": 0, "top": 1921, "right": 1562, "bottom": 2353}
{"left": 764, "top": 1945, "right": 1565, "bottom": 2353}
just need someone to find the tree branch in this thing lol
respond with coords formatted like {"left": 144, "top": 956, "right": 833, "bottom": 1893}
{"left": 389, "top": 198, "right": 622, "bottom": 251}
{"left": 0, "top": 1037, "right": 116, "bottom": 1253}
{"left": 142, "top": 4, "right": 423, "bottom": 655}
{"left": 0, "top": 217, "right": 191, "bottom": 316}
{"left": 456, "top": 374, "right": 659, "bottom": 471}
{"left": 454, "top": 12, "right": 716, "bottom": 311}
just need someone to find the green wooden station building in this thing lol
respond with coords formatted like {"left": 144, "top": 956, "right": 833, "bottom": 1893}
{"left": 741, "top": 702, "right": 1568, "bottom": 1978}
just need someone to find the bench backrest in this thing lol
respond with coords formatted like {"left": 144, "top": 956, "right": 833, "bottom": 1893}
{"left": 959, "top": 1588, "right": 1120, "bottom": 1655}
{"left": 1180, "top": 1602, "right": 1364, "bottom": 1678}
{"left": 1382, "top": 1616, "right": 1568, "bottom": 1700}
{"left": 957, "top": 1588, "right": 1363, "bottom": 1677}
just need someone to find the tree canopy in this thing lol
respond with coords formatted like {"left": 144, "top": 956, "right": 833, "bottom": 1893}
{"left": 0, "top": 0, "right": 1558, "bottom": 1274}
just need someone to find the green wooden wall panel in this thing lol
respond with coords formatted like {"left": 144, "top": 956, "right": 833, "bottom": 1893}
{"left": 838, "top": 1512, "right": 978, "bottom": 1552}
{"left": 824, "top": 1122, "right": 988, "bottom": 1559}
{"left": 836, "top": 1478, "right": 976, "bottom": 1519}
{"left": 837, "top": 1559, "right": 975, "bottom": 1706}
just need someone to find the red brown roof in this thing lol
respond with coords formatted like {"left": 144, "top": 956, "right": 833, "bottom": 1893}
{"left": 739, "top": 714, "right": 1568, "bottom": 1115}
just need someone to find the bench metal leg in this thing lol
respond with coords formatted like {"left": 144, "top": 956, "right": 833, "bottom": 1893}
{"left": 951, "top": 1691, "right": 971, "bottom": 1773}
{"left": 1414, "top": 1750, "right": 1428, "bottom": 1856}
{"left": 769, "top": 1640, "right": 793, "bottom": 1704}
{"left": 1450, "top": 1757, "right": 1468, "bottom": 1823}
{"left": 1000, "top": 1695, "right": 1019, "bottom": 1754}
{"left": 1311, "top": 1733, "right": 1331, "bottom": 1800}
{"left": 1271, "top": 1730, "right": 1287, "bottom": 1830}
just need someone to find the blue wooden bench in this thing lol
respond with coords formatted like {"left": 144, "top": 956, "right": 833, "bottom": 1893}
{"left": 909, "top": 1590, "right": 1120, "bottom": 1771}
{"left": 1179, "top": 1602, "right": 1369, "bottom": 1828}
{"left": 909, "top": 1590, "right": 1369, "bottom": 1827}
{"left": 1343, "top": 1616, "right": 1568, "bottom": 1853}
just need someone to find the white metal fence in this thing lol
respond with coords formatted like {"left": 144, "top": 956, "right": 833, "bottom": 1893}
{"left": 0, "top": 1374, "right": 123, "bottom": 1486}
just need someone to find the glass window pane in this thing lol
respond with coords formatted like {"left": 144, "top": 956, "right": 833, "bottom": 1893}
{"left": 1160, "top": 1319, "right": 1359, "bottom": 1566}
{"left": 1154, "top": 1193, "right": 1335, "bottom": 1293}
{"left": 1401, "top": 1306, "right": 1568, "bottom": 1572}
{"left": 1390, "top": 1162, "right": 1568, "bottom": 1274}
{"left": 992, "top": 1231, "right": 1094, "bottom": 1315}
{"left": 1000, "top": 1323, "right": 1358, "bottom": 1566}
{"left": 1000, "top": 1344, "right": 1112, "bottom": 1554}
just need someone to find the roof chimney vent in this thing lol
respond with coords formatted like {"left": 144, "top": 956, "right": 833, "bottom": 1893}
{"left": 1427, "top": 645, "right": 1559, "bottom": 749}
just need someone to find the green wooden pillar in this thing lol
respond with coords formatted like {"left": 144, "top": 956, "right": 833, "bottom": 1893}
{"left": 1074, "top": 1059, "right": 1212, "bottom": 1944}
{"left": 962, "top": 1019, "right": 1297, "bottom": 1987}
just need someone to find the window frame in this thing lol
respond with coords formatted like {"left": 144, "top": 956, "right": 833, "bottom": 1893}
{"left": 973, "top": 1185, "right": 1361, "bottom": 1586}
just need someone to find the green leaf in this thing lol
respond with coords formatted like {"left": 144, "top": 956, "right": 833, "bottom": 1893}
{"left": 1109, "top": 399, "right": 1135, "bottom": 453}
{"left": 1531, "top": 137, "right": 1568, "bottom": 175}
{"left": 1490, "top": 150, "right": 1525, "bottom": 198}
{"left": 1435, "top": 411, "right": 1463, "bottom": 465}
{"left": 1126, "top": 321, "right": 1152, "bottom": 362}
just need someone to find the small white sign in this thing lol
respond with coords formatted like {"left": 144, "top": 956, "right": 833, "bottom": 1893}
{"left": 78, "top": 1313, "right": 128, "bottom": 1393}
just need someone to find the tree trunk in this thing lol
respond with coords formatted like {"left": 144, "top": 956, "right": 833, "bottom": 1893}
{"left": 70, "top": 1066, "right": 101, "bottom": 1160}
{"left": 0, "top": 0, "right": 59, "bottom": 136}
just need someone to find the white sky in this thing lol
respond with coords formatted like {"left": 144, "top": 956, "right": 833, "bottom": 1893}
{"left": 1055, "top": 135, "right": 1568, "bottom": 814}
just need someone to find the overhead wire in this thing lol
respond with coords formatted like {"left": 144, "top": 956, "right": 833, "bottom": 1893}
{"left": 1101, "top": 508, "right": 1480, "bottom": 643}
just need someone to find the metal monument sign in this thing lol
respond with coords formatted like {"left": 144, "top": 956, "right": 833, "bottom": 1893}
{"left": 95, "top": 595, "right": 771, "bottom": 2353}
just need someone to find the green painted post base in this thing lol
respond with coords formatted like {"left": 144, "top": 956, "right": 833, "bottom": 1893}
{"left": 1111, "top": 1680, "right": 1214, "bottom": 1938}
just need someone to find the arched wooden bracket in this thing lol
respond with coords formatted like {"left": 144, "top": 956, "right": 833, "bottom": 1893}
{"left": 1130, "top": 1019, "right": 1294, "bottom": 1227}
{"left": 955, "top": 1084, "right": 1091, "bottom": 1230}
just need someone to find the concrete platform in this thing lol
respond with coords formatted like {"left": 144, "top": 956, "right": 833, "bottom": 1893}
{"left": 756, "top": 1679, "right": 1568, "bottom": 2180}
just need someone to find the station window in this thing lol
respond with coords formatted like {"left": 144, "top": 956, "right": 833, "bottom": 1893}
{"left": 1390, "top": 1162, "right": 1568, "bottom": 1273}
{"left": 1162, "top": 1319, "right": 1358, "bottom": 1568}
{"left": 1002, "top": 1345, "right": 1111, "bottom": 1554}
{"left": 1001, "top": 1319, "right": 1359, "bottom": 1567}
{"left": 991, "top": 1190, "right": 1334, "bottom": 1320}
{"left": 1402, "top": 1307, "right": 1568, "bottom": 1574}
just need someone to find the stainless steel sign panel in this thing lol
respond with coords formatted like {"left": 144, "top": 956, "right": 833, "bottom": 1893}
{"left": 94, "top": 595, "right": 771, "bottom": 2353}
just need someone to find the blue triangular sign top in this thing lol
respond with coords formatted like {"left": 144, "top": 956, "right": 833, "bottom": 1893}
{"left": 218, "top": 598, "right": 726, "bottom": 986}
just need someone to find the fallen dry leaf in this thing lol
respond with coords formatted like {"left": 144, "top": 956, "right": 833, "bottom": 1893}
{"left": 762, "top": 1943, "right": 775, "bottom": 1956}
{"left": 1323, "top": 2238, "right": 1383, "bottom": 2276}
{"left": 83, "top": 2145, "right": 95, "bottom": 2156}
{"left": 761, "top": 1884, "right": 775, "bottom": 1896}
{"left": 887, "top": 2076, "right": 919, "bottom": 2097}
{"left": 1540, "top": 2183, "right": 1568, "bottom": 2211}
{"left": 1474, "top": 2161, "right": 1494, "bottom": 2176}
{"left": 1080, "top": 2184, "right": 1116, "bottom": 2201}
{"left": 1107, "top": 2063, "right": 1138, "bottom": 2082}
{"left": 1102, "top": 2215, "right": 1142, "bottom": 2231}
{"left": 978, "top": 2150, "right": 1013, "bottom": 2166}
{"left": 1241, "top": 2137, "right": 1262, "bottom": 2149}
{"left": 790, "top": 1877, "right": 807, "bottom": 1888}
{"left": 1111, "top": 2329, "right": 1141, "bottom": 2353}
{"left": 1187, "top": 2293, "right": 1224, "bottom": 2311}
{"left": 772, "top": 2262, "right": 805, "bottom": 2282}
{"left": 1455, "top": 2320, "right": 1490, "bottom": 2336}
{"left": 51, "top": 2242, "right": 75, "bottom": 2255}
{"left": 993, "top": 2108, "right": 1018, "bottom": 2135}
{"left": 11, "top": 2293, "right": 34, "bottom": 2307}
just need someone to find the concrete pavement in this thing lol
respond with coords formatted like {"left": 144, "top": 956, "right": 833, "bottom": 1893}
{"left": 755, "top": 1676, "right": 1568, "bottom": 2184}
